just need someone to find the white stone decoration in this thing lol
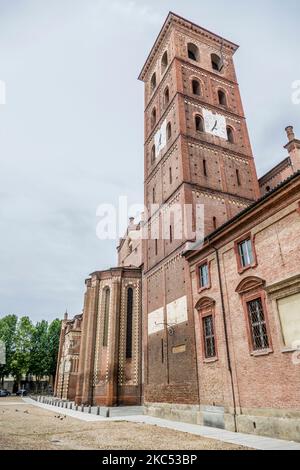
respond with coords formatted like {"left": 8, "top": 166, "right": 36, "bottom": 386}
{"left": 64, "top": 359, "right": 71, "bottom": 373}
{"left": 148, "top": 307, "right": 164, "bottom": 335}
{"left": 154, "top": 119, "right": 167, "bottom": 156}
{"left": 203, "top": 109, "right": 227, "bottom": 139}
{"left": 167, "top": 296, "right": 188, "bottom": 326}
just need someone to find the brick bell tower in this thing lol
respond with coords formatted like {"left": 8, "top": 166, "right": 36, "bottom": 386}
{"left": 138, "top": 12, "right": 259, "bottom": 418}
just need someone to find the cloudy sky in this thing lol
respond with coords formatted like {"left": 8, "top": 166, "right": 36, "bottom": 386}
{"left": 0, "top": 0, "right": 299, "bottom": 322}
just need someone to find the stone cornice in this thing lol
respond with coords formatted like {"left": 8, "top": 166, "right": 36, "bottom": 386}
{"left": 184, "top": 171, "right": 300, "bottom": 262}
{"left": 259, "top": 157, "right": 291, "bottom": 185}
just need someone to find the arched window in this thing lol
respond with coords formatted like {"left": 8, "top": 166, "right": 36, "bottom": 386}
{"left": 187, "top": 43, "right": 200, "bottom": 62}
{"left": 167, "top": 122, "right": 172, "bottom": 140}
{"left": 227, "top": 126, "right": 234, "bottom": 143}
{"left": 126, "top": 288, "right": 133, "bottom": 359}
{"left": 151, "top": 145, "right": 156, "bottom": 164}
{"left": 218, "top": 89, "right": 227, "bottom": 106}
{"left": 103, "top": 288, "right": 110, "bottom": 347}
{"left": 152, "top": 186, "right": 156, "bottom": 203}
{"left": 164, "top": 86, "right": 170, "bottom": 107}
{"left": 236, "top": 169, "right": 241, "bottom": 186}
{"left": 203, "top": 159, "right": 207, "bottom": 176}
{"left": 195, "top": 114, "right": 204, "bottom": 132}
{"left": 161, "top": 51, "right": 168, "bottom": 73}
{"left": 195, "top": 298, "right": 217, "bottom": 359}
{"left": 150, "top": 72, "right": 156, "bottom": 91}
{"left": 211, "top": 53, "right": 222, "bottom": 72}
{"left": 192, "top": 79, "right": 201, "bottom": 96}
{"left": 151, "top": 107, "right": 156, "bottom": 128}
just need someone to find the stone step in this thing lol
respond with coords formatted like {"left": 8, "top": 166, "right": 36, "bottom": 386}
{"left": 100, "top": 406, "right": 144, "bottom": 417}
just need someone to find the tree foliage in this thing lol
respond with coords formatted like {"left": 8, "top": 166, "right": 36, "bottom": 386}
{"left": 47, "top": 319, "right": 62, "bottom": 379}
{"left": 0, "top": 315, "right": 18, "bottom": 386}
{"left": 0, "top": 315, "right": 61, "bottom": 386}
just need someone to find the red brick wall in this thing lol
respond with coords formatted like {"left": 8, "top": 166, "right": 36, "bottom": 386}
{"left": 188, "top": 185, "right": 300, "bottom": 413}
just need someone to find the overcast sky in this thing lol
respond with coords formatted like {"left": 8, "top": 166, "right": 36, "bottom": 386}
{"left": 0, "top": 0, "right": 299, "bottom": 322}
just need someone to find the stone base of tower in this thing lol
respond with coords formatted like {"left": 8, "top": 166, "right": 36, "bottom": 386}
{"left": 234, "top": 409, "right": 300, "bottom": 443}
{"left": 145, "top": 402, "right": 200, "bottom": 425}
{"left": 145, "top": 402, "right": 300, "bottom": 442}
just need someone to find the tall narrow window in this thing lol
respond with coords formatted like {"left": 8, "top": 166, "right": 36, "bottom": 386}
{"left": 151, "top": 145, "right": 156, "bottom": 164}
{"left": 155, "top": 239, "right": 158, "bottom": 256}
{"left": 161, "top": 338, "right": 164, "bottom": 363}
{"left": 247, "top": 298, "right": 269, "bottom": 351}
{"left": 238, "top": 238, "right": 254, "bottom": 268}
{"left": 213, "top": 216, "right": 217, "bottom": 230}
{"left": 203, "top": 315, "right": 216, "bottom": 358}
{"left": 199, "top": 263, "right": 209, "bottom": 289}
{"left": 151, "top": 72, "right": 156, "bottom": 91}
{"left": 187, "top": 43, "right": 200, "bottom": 62}
{"left": 167, "top": 122, "right": 172, "bottom": 140}
{"left": 236, "top": 169, "right": 241, "bottom": 186}
{"left": 227, "top": 126, "right": 234, "bottom": 143}
{"left": 169, "top": 225, "right": 173, "bottom": 243}
{"left": 203, "top": 159, "right": 207, "bottom": 176}
{"left": 152, "top": 186, "right": 156, "bottom": 203}
{"left": 103, "top": 288, "right": 110, "bottom": 347}
{"left": 126, "top": 288, "right": 133, "bottom": 359}
{"left": 169, "top": 167, "right": 172, "bottom": 184}
{"left": 192, "top": 79, "right": 201, "bottom": 96}
{"left": 151, "top": 108, "right": 157, "bottom": 128}
{"left": 211, "top": 53, "right": 223, "bottom": 72}
{"left": 218, "top": 89, "right": 227, "bottom": 106}
{"left": 164, "top": 86, "right": 170, "bottom": 107}
{"left": 195, "top": 115, "right": 204, "bottom": 132}
{"left": 161, "top": 51, "right": 168, "bottom": 73}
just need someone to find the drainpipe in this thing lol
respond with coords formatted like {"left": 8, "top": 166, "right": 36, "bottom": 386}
{"left": 212, "top": 245, "right": 237, "bottom": 432}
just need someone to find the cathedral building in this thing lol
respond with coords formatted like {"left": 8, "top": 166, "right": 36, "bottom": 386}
{"left": 55, "top": 12, "right": 300, "bottom": 441}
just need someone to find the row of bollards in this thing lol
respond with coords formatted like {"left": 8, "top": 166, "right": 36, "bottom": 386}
{"left": 35, "top": 395, "right": 101, "bottom": 417}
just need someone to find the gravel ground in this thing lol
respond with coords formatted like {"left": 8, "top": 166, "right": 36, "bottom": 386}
{"left": 0, "top": 397, "right": 248, "bottom": 450}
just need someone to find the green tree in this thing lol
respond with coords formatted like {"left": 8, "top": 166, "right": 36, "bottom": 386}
{"left": 11, "top": 316, "right": 34, "bottom": 388}
{"left": 29, "top": 320, "right": 49, "bottom": 391}
{"left": 47, "top": 319, "right": 61, "bottom": 386}
{"left": 0, "top": 315, "right": 18, "bottom": 387}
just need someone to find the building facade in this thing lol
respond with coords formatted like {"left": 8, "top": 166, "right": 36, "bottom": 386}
{"left": 55, "top": 12, "right": 300, "bottom": 441}
{"left": 54, "top": 313, "right": 82, "bottom": 400}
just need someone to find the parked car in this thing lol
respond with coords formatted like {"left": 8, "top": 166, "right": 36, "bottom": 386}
{"left": 16, "top": 389, "right": 28, "bottom": 396}
{"left": 0, "top": 389, "right": 11, "bottom": 397}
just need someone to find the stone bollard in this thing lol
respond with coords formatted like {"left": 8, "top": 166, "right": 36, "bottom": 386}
{"left": 97, "top": 406, "right": 100, "bottom": 416}
{"left": 81, "top": 404, "right": 84, "bottom": 412}
{"left": 70, "top": 403, "right": 72, "bottom": 410}
{"left": 88, "top": 405, "right": 91, "bottom": 414}
{"left": 76, "top": 404, "right": 78, "bottom": 411}
{"left": 65, "top": 402, "right": 68, "bottom": 409}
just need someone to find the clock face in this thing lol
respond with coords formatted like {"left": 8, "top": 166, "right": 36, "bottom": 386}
{"left": 154, "top": 119, "right": 167, "bottom": 156}
{"left": 203, "top": 109, "right": 227, "bottom": 139}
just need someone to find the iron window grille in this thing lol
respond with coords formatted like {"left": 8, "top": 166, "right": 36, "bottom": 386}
{"left": 203, "top": 315, "right": 216, "bottom": 358}
{"left": 247, "top": 298, "right": 269, "bottom": 350}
